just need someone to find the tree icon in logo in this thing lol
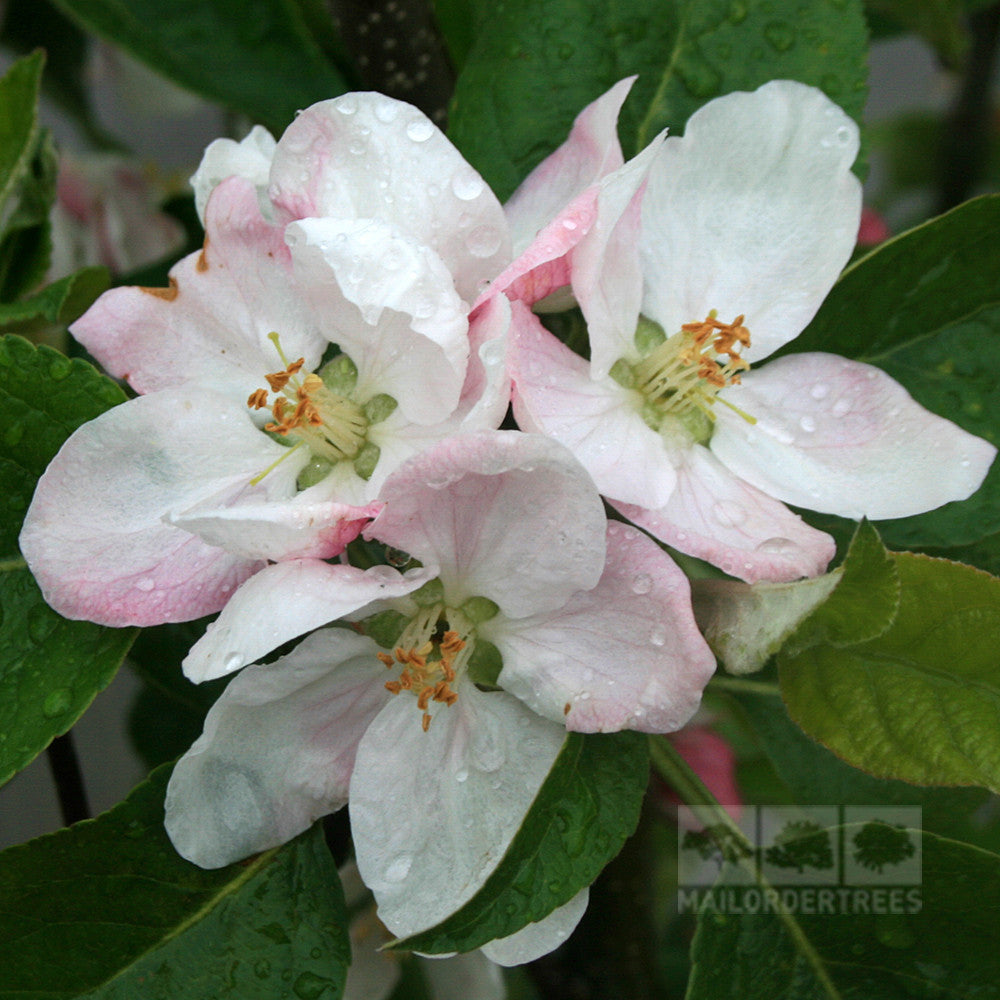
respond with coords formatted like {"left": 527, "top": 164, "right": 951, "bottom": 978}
{"left": 764, "top": 819, "right": 835, "bottom": 873}
{"left": 852, "top": 821, "right": 916, "bottom": 874}
{"left": 682, "top": 824, "right": 753, "bottom": 871}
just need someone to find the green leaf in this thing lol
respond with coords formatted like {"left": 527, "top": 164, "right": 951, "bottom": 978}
{"left": 687, "top": 828, "right": 1000, "bottom": 1000}
{"left": 0, "top": 335, "right": 135, "bottom": 785}
{"left": 779, "top": 551, "right": 1000, "bottom": 793}
{"left": 0, "top": 51, "right": 44, "bottom": 214}
{"left": 449, "top": 0, "right": 869, "bottom": 202}
{"left": 50, "top": 0, "right": 348, "bottom": 134}
{"left": 0, "top": 765, "right": 350, "bottom": 999}
{"left": 0, "top": 266, "right": 110, "bottom": 332}
{"left": 389, "top": 730, "right": 648, "bottom": 954}
{"left": 865, "top": 0, "right": 969, "bottom": 68}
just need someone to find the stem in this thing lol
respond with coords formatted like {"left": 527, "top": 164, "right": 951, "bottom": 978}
{"left": 935, "top": 2, "right": 1000, "bottom": 213}
{"left": 46, "top": 731, "right": 90, "bottom": 827}
{"left": 706, "top": 675, "right": 782, "bottom": 698}
{"left": 0, "top": 556, "right": 27, "bottom": 572}
{"left": 649, "top": 736, "right": 843, "bottom": 1000}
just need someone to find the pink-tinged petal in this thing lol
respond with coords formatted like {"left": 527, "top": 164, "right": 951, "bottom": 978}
{"left": 268, "top": 93, "right": 509, "bottom": 302}
{"left": 190, "top": 124, "right": 277, "bottom": 225}
{"left": 612, "top": 444, "right": 836, "bottom": 583}
{"left": 640, "top": 81, "right": 862, "bottom": 362}
{"left": 459, "top": 294, "right": 513, "bottom": 431}
{"left": 713, "top": 353, "right": 998, "bottom": 519}
{"left": 858, "top": 206, "right": 890, "bottom": 246}
{"left": 479, "top": 889, "right": 589, "bottom": 966}
{"left": 504, "top": 78, "right": 633, "bottom": 255}
{"left": 367, "top": 431, "right": 606, "bottom": 618}
{"left": 18, "top": 388, "right": 302, "bottom": 626}
{"left": 170, "top": 494, "right": 382, "bottom": 561}
{"left": 510, "top": 314, "right": 676, "bottom": 507}
{"left": 668, "top": 726, "right": 742, "bottom": 812}
{"left": 351, "top": 683, "right": 567, "bottom": 938}
{"left": 287, "top": 216, "right": 468, "bottom": 424}
{"left": 165, "top": 630, "right": 390, "bottom": 869}
{"left": 72, "top": 176, "right": 325, "bottom": 398}
{"left": 184, "top": 560, "right": 433, "bottom": 682}
{"left": 489, "top": 522, "right": 715, "bottom": 734}
{"left": 575, "top": 138, "right": 664, "bottom": 380}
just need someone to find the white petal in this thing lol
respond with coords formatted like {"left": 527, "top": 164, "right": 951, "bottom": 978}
{"left": 510, "top": 314, "right": 677, "bottom": 507}
{"left": 268, "top": 93, "right": 510, "bottom": 302}
{"left": 184, "top": 560, "right": 433, "bottom": 681}
{"left": 367, "top": 431, "right": 607, "bottom": 618}
{"left": 712, "top": 352, "right": 998, "bottom": 519}
{"left": 191, "top": 125, "right": 277, "bottom": 225}
{"left": 287, "top": 216, "right": 469, "bottom": 424}
{"left": 611, "top": 442, "right": 836, "bottom": 582}
{"left": 479, "top": 888, "right": 589, "bottom": 966}
{"left": 489, "top": 522, "right": 715, "bottom": 733}
{"left": 165, "top": 630, "right": 390, "bottom": 869}
{"left": 351, "top": 684, "right": 566, "bottom": 937}
{"left": 640, "top": 80, "right": 862, "bottom": 362}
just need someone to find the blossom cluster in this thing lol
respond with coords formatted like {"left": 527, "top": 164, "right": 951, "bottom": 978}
{"left": 20, "top": 78, "right": 995, "bottom": 969}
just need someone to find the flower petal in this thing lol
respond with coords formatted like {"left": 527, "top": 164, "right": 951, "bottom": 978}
{"left": 367, "top": 431, "right": 607, "bottom": 618}
{"left": 287, "top": 216, "right": 468, "bottom": 424}
{"left": 184, "top": 560, "right": 433, "bottom": 681}
{"left": 489, "top": 522, "right": 714, "bottom": 733}
{"left": 504, "top": 78, "right": 632, "bottom": 255}
{"left": 640, "top": 80, "right": 862, "bottom": 362}
{"left": 18, "top": 388, "right": 300, "bottom": 626}
{"left": 165, "top": 629, "right": 390, "bottom": 869}
{"left": 611, "top": 443, "right": 836, "bottom": 582}
{"left": 510, "top": 315, "right": 677, "bottom": 507}
{"left": 351, "top": 683, "right": 566, "bottom": 937}
{"left": 268, "top": 93, "right": 509, "bottom": 302}
{"left": 712, "top": 352, "right": 998, "bottom": 519}
{"left": 479, "top": 889, "right": 589, "bottom": 967}
{"left": 190, "top": 124, "right": 277, "bottom": 225}
{"left": 72, "top": 175, "right": 325, "bottom": 398}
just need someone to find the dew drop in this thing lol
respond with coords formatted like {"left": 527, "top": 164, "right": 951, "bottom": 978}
{"left": 336, "top": 95, "right": 358, "bottom": 115}
{"left": 755, "top": 536, "right": 795, "bottom": 555}
{"left": 224, "top": 652, "right": 245, "bottom": 672}
{"left": 374, "top": 99, "right": 400, "bottom": 123}
{"left": 631, "top": 573, "right": 653, "bottom": 595}
{"left": 451, "top": 168, "right": 485, "bottom": 201}
{"left": 42, "top": 687, "right": 72, "bottom": 718}
{"left": 406, "top": 118, "right": 435, "bottom": 142}
{"left": 832, "top": 398, "right": 852, "bottom": 417}
{"left": 348, "top": 139, "right": 367, "bottom": 156}
{"left": 809, "top": 383, "right": 829, "bottom": 400}
{"left": 465, "top": 225, "right": 503, "bottom": 258}
{"left": 293, "top": 971, "right": 334, "bottom": 1000}
{"left": 763, "top": 21, "right": 795, "bottom": 52}
{"left": 712, "top": 500, "right": 747, "bottom": 528}
{"left": 4, "top": 422, "right": 23, "bottom": 446}
{"left": 650, "top": 625, "right": 668, "bottom": 647}
{"left": 561, "top": 218, "right": 578, "bottom": 231}
{"left": 253, "top": 959, "right": 271, "bottom": 979}
{"left": 48, "top": 357, "right": 72, "bottom": 381}
{"left": 836, "top": 125, "right": 852, "bottom": 146}
{"left": 134, "top": 577, "right": 155, "bottom": 592}
{"left": 799, "top": 415, "right": 816, "bottom": 433}
{"left": 455, "top": 769, "right": 469, "bottom": 783}
{"left": 385, "top": 854, "right": 412, "bottom": 882}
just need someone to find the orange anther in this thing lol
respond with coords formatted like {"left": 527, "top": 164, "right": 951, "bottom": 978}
{"left": 385, "top": 680, "right": 402, "bottom": 694}
{"left": 247, "top": 388, "right": 269, "bottom": 409}
{"left": 377, "top": 652, "right": 395, "bottom": 668}
{"left": 265, "top": 371, "right": 291, "bottom": 392}
{"left": 422, "top": 712, "right": 432, "bottom": 732}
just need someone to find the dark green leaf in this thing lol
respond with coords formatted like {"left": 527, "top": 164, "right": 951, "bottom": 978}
{"left": 687, "top": 828, "right": 1000, "bottom": 1000}
{"left": 0, "top": 335, "right": 134, "bottom": 786}
{"left": 779, "top": 551, "right": 1000, "bottom": 793}
{"left": 389, "top": 730, "right": 648, "bottom": 954}
{"left": 50, "top": 0, "right": 348, "bottom": 134}
{"left": 449, "top": 0, "right": 868, "bottom": 202}
{"left": 0, "top": 51, "right": 44, "bottom": 212}
{"left": 865, "top": 0, "right": 969, "bottom": 67}
{"left": 0, "top": 765, "right": 350, "bottom": 999}
{"left": 0, "top": 266, "right": 110, "bottom": 332}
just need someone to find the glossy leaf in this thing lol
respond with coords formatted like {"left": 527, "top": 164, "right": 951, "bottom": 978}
{"left": 687, "top": 828, "right": 1000, "bottom": 1000}
{"left": 0, "top": 267, "right": 109, "bottom": 332}
{"left": 0, "top": 335, "right": 134, "bottom": 786}
{"left": 50, "top": 0, "right": 347, "bottom": 134}
{"left": 779, "top": 551, "right": 1000, "bottom": 793}
{"left": 0, "top": 765, "right": 350, "bottom": 999}
{"left": 449, "top": 0, "right": 868, "bottom": 201}
{"left": 389, "top": 731, "right": 648, "bottom": 954}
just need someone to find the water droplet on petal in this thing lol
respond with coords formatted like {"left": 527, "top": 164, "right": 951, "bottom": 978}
{"left": 336, "top": 95, "right": 358, "bottom": 115}
{"left": 755, "top": 536, "right": 796, "bottom": 555}
{"left": 455, "top": 769, "right": 469, "bottom": 783}
{"left": 799, "top": 415, "right": 816, "bottom": 433}
{"left": 712, "top": 500, "right": 747, "bottom": 528}
{"left": 374, "top": 98, "right": 400, "bottom": 123}
{"left": 810, "top": 383, "right": 829, "bottom": 400}
{"left": 631, "top": 573, "right": 653, "bottom": 595}
{"left": 224, "top": 652, "right": 245, "bottom": 672}
{"left": 451, "top": 168, "right": 484, "bottom": 201}
{"left": 650, "top": 625, "right": 668, "bottom": 647}
{"left": 406, "top": 118, "right": 435, "bottom": 142}
{"left": 465, "top": 225, "right": 502, "bottom": 258}
{"left": 135, "top": 577, "right": 155, "bottom": 592}
{"left": 832, "top": 398, "right": 852, "bottom": 417}
{"left": 385, "top": 854, "right": 412, "bottom": 882}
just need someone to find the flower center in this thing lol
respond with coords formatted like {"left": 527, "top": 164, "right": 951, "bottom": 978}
{"left": 375, "top": 590, "right": 500, "bottom": 732}
{"left": 247, "top": 332, "right": 397, "bottom": 487}
{"left": 610, "top": 312, "right": 755, "bottom": 443}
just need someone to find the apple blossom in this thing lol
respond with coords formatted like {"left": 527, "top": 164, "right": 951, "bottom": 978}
{"left": 165, "top": 430, "right": 715, "bottom": 957}
{"left": 509, "top": 80, "right": 997, "bottom": 582}
{"left": 20, "top": 92, "right": 529, "bottom": 628}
